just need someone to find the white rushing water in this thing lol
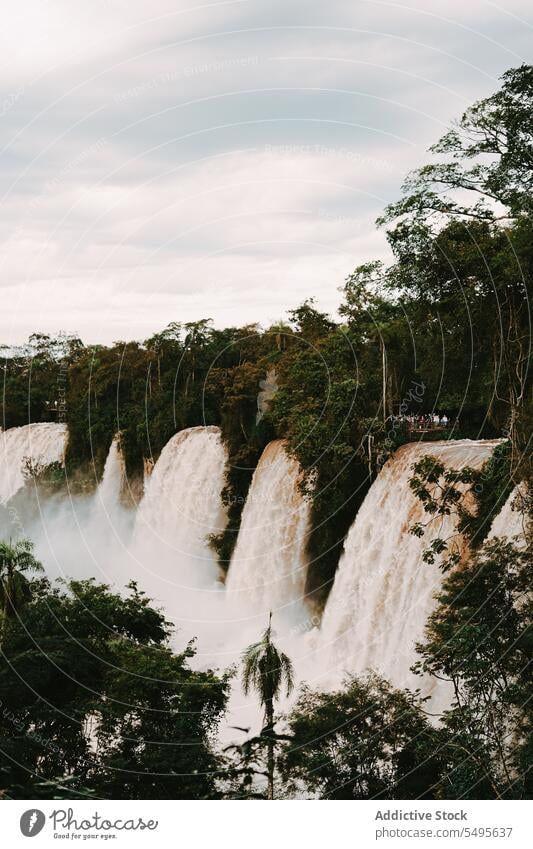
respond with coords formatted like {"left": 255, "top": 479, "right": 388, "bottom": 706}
{"left": 225, "top": 440, "right": 311, "bottom": 627}
{"left": 315, "top": 439, "right": 501, "bottom": 702}
{"left": 131, "top": 426, "right": 228, "bottom": 590}
{"left": 0, "top": 432, "right": 134, "bottom": 586}
{"left": 96, "top": 435, "right": 126, "bottom": 508}
{"left": 0, "top": 422, "right": 67, "bottom": 504}
{"left": 488, "top": 485, "right": 528, "bottom": 546}
{"left": 256, "top": 368, "right": 278, "bottom": 424}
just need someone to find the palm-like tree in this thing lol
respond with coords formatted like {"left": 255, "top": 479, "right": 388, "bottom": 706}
{"left": 0, "top": 539, "right": 43, "bottom": 650}
{"left": 241, "top": 613, "right": 294, "bottom": 799}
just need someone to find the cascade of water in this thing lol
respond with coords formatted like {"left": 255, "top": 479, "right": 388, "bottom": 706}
{"left": 143, "top": 456, "right": 154, "bottom": 487}
{"left": 488, "top": 485, "right": 528, "bottom": 546}
{"left": 256, "top": 368, "right": 278, "bottom": 424}
{"left": 225, "top": 440, "right": 311, "bottom": 627}
{"left": 0, "top": 422, "right": 68, "bottom": 505}
{"left": 315, "top": 439, "right": 501, "bottom": 699}
{"left": 2, "top": 430, "right": 134, "bottom": 587}
{"left": 0, "top": 421, "right": 511, "bottom": 737}
{"left": 131, "top": 426, "right": 228, "bottom": 589}
{"left": 96, "top": 436, "right": 125, "bottom": 507}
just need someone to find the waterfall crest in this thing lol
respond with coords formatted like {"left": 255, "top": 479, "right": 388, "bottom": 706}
{"left": 317, "top": 439, "right": 501, "bottom": 696}
{"left": 0, "top": 423, "right": 67, "bottom": 504}
{"left": 132, "top": 426, "right": 228, "bottom": 587}
{"left": 226, "top": 440, "right": 311, "bottom": 624}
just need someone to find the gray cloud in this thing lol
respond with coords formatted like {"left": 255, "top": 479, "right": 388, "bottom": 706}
{"left": 0, "top": 0, "right": 530, "bottom": 343}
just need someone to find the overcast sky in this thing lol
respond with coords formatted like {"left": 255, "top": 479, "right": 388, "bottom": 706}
{"left": 0, "top": 1, "right": 531, "bottom": 344}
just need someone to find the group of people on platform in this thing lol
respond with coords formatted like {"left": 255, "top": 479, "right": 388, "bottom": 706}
{"left": 389, "top": 412, "right": 452, "bottom": 430}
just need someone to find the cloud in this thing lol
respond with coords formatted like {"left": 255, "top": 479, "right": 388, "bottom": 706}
{"left": 0, "top": 0, "right": 529, "bottom": 343}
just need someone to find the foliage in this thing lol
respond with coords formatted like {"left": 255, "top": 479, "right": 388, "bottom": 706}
{"left": 242, "top": 618, "right": 294, "bottom": 716}
{"left": 414, "top": 540, "right": 532, "bottom": 799}
{"left": 240, "top": 616, "right": 294, "bottom": 799}
{"left": 379, "top": 64, "right": 533, "bottom": 227}
{"left": 0, "top": 333, "right": 82, "bottom": 430}
{"left": 379, "top": 64, "right": 533, "bottom": 453}
{"left": 0, "top": 569, "right": 230, "bottom": 799}
{"left": 0, "top": 539, "right": 43, "bottom": 645}
{"left": 283, "top": 674, "right": 442, "bottom": 799}
{"left": 408, "top": 442, "right": 515, "bottom": 568}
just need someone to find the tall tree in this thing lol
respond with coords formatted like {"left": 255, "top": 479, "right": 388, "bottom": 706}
{"left": 379, "top": 64, "right": 533, "bottom": 228}
{"left": 283, "top": 674, "right": 442, "bottom": 799}
{"left": 241, "top": 615, "right": 294, "bottom": 799}
{"left": 414, "top": 539, "right": 532, "bottom": 799}
{"left": 0, "top": 539, "right": 43, "bottom": 650}
{"left": 376, "top": 66, "right": 533, "bottom": 459}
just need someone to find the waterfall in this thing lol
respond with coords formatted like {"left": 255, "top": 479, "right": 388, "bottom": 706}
{"left": 225, "top": 440, "right": 311, "bottom": 626}
{"left": 96, "top": 436, "right": 125, "bottom": 508}
{"left": 316, "top": 439, "right": 501, "bottom": 699}
{"left": 256, "top": 368, "right": 278, "bottom": 424}
{"left": 131, "top": 426, "right": 228, "bottom": 589}
{"left": 143, "top": 456, "right": 154, "bottom": 486}
{"left": 488, "top": 485, "right": 528, "bottom": 546}
{"left": 0, "top": 420, "right": 515, "bottom": 733}
{"left": 0, "top": 422, "right": 67, "bottom": 504}
{"left": 220, "top": 440, "right": 312, "bottom": 743}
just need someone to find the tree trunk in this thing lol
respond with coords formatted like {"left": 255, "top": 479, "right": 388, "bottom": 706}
{"left": 367, "top": 434, "right": 374, "bottom": 480}
{"left": 265, "top": 697, "right": 274, "bottom": 800}
{"left": 0, "top": 600, "right": 6, "bottom": 652}
{"left": 0, "top": 566, "right": 12, "bottom": 653}
{"left": 381, "top": 339, "right": 388, "bottom": 424}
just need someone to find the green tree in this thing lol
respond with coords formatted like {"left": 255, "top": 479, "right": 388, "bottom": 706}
{"left": 0, "top": 539, "right": 43, "bottom": 649}
{"left": 378, "top": 66, "right": 533, "bottom": 456}
{"left": 379, "top": 64, "right": 533, "bottom": 228}
{"left": 409, "top": 442, "right": 516, "bottom": 562}
{"left": 283, "top": 674, "right": 442, "bottom": 799}
{"left": 241, "top": 615, "right": 294, "bottom": 799}
{"left": 0, "top": 576, "right": 229, "bottom": 799}
{"left": 339, "top": 262, "right": 409, "bottom": 422}
{"left": 288, "top": 298, "right": 335, "bottom": 341}
{"left": 414, "top": 539, "right": 532, "bottom": 799}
